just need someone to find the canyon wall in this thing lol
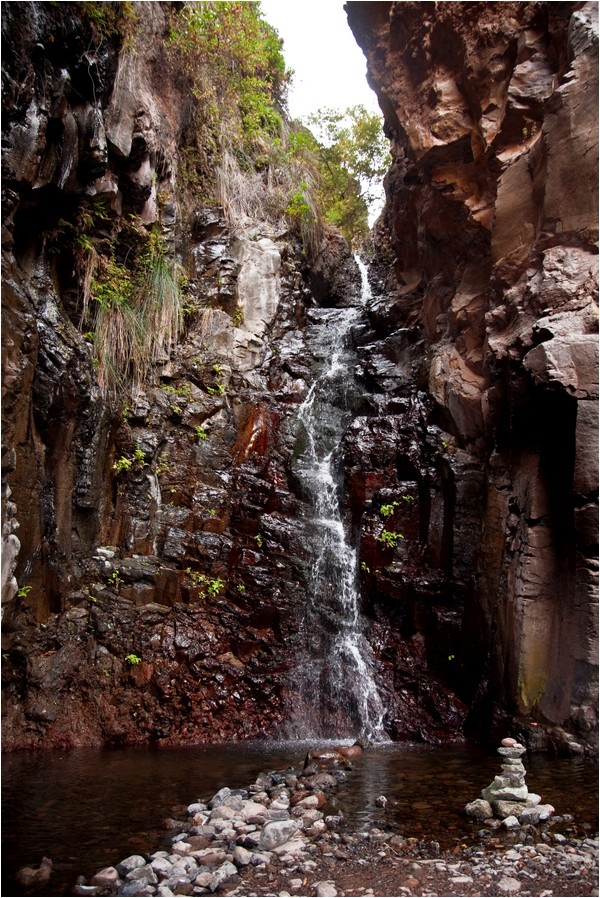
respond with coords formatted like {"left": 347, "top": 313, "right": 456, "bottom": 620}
{"left": 1, "top": 2, "right": 466, "bottom": 749}
{"left": 346, "top": 0, "right": 598, "bottom": 751}
{"left": 1, "top": 1, "right": 597, "bottom": 753}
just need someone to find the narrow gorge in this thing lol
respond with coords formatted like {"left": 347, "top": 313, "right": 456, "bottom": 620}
{"left": 1, "top": 0, "right": 598, "bottom": 761}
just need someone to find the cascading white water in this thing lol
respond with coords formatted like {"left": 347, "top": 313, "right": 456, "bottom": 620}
{"left": 288, "top": 258, "right": 387, "bottom": 741}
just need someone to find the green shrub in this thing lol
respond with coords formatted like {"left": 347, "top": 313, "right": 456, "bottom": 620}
{"left": 380, "top": 501, "right": 400, "bottom": 517}
{"left": 166, "top": 2, "right": 289, "bottom": 154}
{"left": 377, "top": 530, "right": 404, "bottom": 549}
{"left": 108, "top": 570, "right": 124, "bottom": 587}
{"left": 113, "top": 444, "right": 147, "bottom": 475}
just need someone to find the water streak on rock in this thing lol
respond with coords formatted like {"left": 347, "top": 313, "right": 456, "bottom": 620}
{"left": 287, "top": 259, "right": 386, "bottom": 741}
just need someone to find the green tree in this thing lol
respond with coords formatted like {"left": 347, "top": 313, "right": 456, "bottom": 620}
{"left": 306, "top": 105, "right": 390, "bottom": 243}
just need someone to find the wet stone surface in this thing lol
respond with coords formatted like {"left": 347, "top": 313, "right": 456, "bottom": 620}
{"left": 466, "top": 739, "right": 556, "bottom": 829}
{"left": 72, "top": 748, "right": 598, "bottom": 898}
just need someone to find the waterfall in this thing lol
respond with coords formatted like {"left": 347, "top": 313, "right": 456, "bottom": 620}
{"left": 288, "top": 258, "right": 387, "bottom": 741}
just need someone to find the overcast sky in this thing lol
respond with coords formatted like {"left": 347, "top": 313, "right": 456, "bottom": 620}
{"left": 259, "top": 0, "right": 381, "bottom": 121}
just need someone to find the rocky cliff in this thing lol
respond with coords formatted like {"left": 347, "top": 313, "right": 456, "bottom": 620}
{"left": 346, "top": 0, "right": 598, "bottom": 752}
{"left": 1, "top": 1, "right": 597, "bottom": 754}
{"left": 0, "top": 1, "right": 464, "bottom": 749}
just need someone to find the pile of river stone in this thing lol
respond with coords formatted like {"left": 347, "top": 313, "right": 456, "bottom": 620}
{"left": 75, "top": 762, "right": 348, "bottom": 896}
{"left": 465, "top": 737, "right": 555, "bottom": 829}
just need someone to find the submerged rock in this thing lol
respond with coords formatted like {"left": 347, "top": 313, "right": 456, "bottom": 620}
{"left": 16, "top": 856, "right": 53, "bottom": 887}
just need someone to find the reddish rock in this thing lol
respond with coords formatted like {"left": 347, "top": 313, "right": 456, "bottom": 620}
{"left": 0, "top": 1, "right": 596, "bottom": 755}
{"left": 347, "top": 0, "right": 598, "bottom": 751}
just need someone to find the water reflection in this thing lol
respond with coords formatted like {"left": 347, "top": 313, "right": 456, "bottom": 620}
{"left": 2, "top": 741, "right": 597, "bottom": 897}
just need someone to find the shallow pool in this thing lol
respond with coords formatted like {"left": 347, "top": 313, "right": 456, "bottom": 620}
{"left": 2, "top": 740, "right": 597, "bottom": 896}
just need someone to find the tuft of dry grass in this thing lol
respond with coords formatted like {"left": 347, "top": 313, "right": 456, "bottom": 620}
{"left": 138, "top": 255, "right": 182, "bottom": 366}
{"left": 216, "top": 144, "right": 323, "bottom": 257}
{"left": 86, "top": 245, "right": 183, "bottom": 401}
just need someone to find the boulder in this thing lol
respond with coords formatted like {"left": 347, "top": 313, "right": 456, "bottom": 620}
{"left": 260, "top": 819, "right": 303, "bottom": 851}
{"left": 465, "top": 799, "right": 493, "bottom": 821}
{"left": 208, "top": 861, "right": 238, "bottom": 892}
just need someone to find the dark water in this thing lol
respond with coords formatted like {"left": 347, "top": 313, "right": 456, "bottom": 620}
{"left": 2, "top": 741, "right": 597, "bottom": 897}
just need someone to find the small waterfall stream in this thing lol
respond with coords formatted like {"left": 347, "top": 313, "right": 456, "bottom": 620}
{"left": 288, "top": 259, "right": 386, "bottom": 740}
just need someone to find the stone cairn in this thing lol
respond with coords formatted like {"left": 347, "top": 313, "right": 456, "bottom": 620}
{"left": 465, "top": 737, "right": 555, "bottom": 829}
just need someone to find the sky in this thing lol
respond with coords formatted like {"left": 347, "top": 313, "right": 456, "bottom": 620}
{"left": 259, "top": 0, "right": 381, "bottom": 121}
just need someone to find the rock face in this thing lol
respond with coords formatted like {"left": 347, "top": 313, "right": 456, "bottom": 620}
{"left": 1, "top": 1, "right": 597, "bottom": 752}
{"left": 0, "top": 4, "right": 299, "bottom": 746}
{"left": 346, "top": 1, "right": 598, "bottom": 750}
{"left": 1, "top": 2, "right": 466, "bottom": 749}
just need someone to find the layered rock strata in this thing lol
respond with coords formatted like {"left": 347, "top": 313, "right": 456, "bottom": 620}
{"left": 346, "top": 0, "right": 599, "bottom": 751}
{"left": 1, "top": 0, "right": 597, "bottom": 753}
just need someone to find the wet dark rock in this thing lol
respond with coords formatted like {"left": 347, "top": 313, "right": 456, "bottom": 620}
{"left": 1, "top": 0, "right": 597, "bottom": 756}
{"left": 346, "top": 0, "right": 598, "bottom": 753}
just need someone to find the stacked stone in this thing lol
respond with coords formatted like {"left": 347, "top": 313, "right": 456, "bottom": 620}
{"left": 465, "top": 737, "right": 555, "bottom": 829}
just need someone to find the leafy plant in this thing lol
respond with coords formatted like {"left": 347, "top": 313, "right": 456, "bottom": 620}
{"left": 185, "top": 569, "right": 225, "bottom": 597}
{"left": 379, "top": 495, "right": 414, "bottom": 516}
{"left": 113, "top": 444, "right": 147, "bottom": 475}
{"left": 113, "top": 455, "right": 132, "bottom": 474}
{"left": 166, "top": 1, "right": 290, "bottom": 154}
{"left": 206, "top": 577, "right": 224, "bottom": 597}
{"left": 380, "top": 501, "right": 400, "bottom": 518}
{"left": 254, "top": 534, "right": 264, "bottom": 549}
{"left": 76, "top": 234, "right": 96, "bottom": 254}
{"left": 161, "top": 383, "right": 191, "bottom": 397}
{"left": 108, "top": 570, "right": 124, "bottom": 588}
{"left": 17, "top": 585, "right": 32, "bottom": 598}
{"left": 377, "top": 530, "right": 405, "bottom": 549}
{"left": 133, "top": 445, "right": 146, "bottom": 466}
{"left": 304, "top": 105, "right": 391, "bottom": 244}
{"left": 195, "top": 425, "right": 209, "bottom": 441}
{"left": 125, "top": 653, "right": 141, "bottom": 665}
{"left": 156, "top": 453, "right": 170, "bottom": 475}
{"left": 360, "top": 562, "right": 371, "bottom": 573}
